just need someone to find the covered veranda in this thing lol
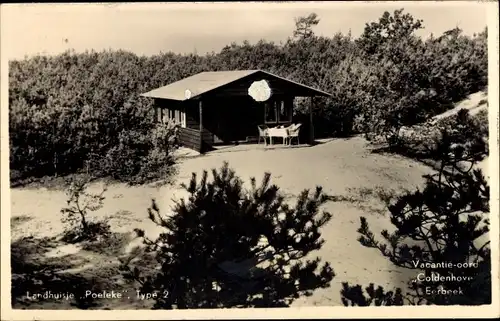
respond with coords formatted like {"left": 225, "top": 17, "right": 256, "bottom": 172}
{"left": 140, "top": 70, "right": 331, "bottom": 154}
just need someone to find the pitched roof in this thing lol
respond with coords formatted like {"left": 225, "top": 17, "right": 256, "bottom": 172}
{"left": 140, "top": 70, "right": 331, "bottom": 101}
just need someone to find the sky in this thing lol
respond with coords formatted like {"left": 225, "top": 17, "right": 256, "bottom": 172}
{"left": 0, "top": 1, "right": 490, "bottom": 60}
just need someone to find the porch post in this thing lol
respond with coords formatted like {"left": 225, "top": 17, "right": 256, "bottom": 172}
{"left": 309, "top": 96, "right": 314, "bottom": 145}
{"left": 199, "top": 99, "right": 203, "bottom": 153}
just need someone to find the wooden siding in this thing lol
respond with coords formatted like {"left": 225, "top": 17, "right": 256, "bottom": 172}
{"left": 177, "top": 127, "right": 214, "bottom": 153}
{"left": 178, "top": 127, "right": 201, "bottom": 152}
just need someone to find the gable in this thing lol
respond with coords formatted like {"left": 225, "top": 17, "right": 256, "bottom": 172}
{"left": 141, "top": 70, "right": 331, "bottom": 101}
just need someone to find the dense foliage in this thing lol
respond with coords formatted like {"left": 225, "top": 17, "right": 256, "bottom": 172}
{"left": 341, "top": 109, "right": 491, "bottom": 305}
{"left": 9, "top": 9, "right": 487, "bottom": 183}
{"left": 9, "top": 52, "right": 178, "bottom": 185}
{"left": 121, "top": 162, "right": 334, "bottom": 308}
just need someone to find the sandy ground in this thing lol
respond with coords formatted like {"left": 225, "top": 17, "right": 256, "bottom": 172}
{"left": 10, "top": 90, "right": 491, "bottom": 309}
{"left": 10, "top": 136, "right": 446, "bottom": 308}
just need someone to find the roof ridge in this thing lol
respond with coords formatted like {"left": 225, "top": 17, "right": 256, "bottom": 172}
{"left": 201, "top": 69, "right": 260, "bottom": 73}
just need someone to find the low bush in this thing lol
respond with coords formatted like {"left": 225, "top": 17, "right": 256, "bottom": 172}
{"left": 388, "top": 108, "right": 488, "bottom": 161}
{"left": 472, "top": 108, "right": 489, "bottom": 139}
{"left": 84, "top": 120, "right": 178, "bottom": 185}
{"left": 60, "top": 177, "right": 111, "bottom": 243}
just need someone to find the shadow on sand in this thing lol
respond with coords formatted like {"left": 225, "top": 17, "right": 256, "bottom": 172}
{"left": 11, "top": 236, "right": 101, "bottom": 309}
{"left": 11, "top": 231, "right": 136, "bottom": 310}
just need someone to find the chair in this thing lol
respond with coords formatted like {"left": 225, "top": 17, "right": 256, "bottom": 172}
{"left": 286, "top": 123, "right": 302, "bottom": 145}
{"left": 257, "top": 125, "right": 269, "bottom": 145}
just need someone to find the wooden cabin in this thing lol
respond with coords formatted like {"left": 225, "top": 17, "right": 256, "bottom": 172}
{"left": 140, "top": 70, "right": 331, "bottom": 153}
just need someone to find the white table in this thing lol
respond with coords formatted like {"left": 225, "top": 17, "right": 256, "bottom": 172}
{"left": 267, "top": 127, "right": 289, "bottom": 145}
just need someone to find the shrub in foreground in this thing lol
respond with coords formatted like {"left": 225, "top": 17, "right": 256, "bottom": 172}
{"left": 121, "top": 162, "right": 335, "bottom": 308}
{"left": 341, "top": 111, "right": 491, "bottom": 306}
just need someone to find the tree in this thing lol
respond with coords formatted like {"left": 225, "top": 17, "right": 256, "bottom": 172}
{"left": 352, "top": 9, "right": 487, "bottom": 143}
{"left": 355, "top": 9, "right": 428, "bottom": 141}
{"left": 121, "top": 162, "right": 335, "bottom": 308}
{"left": 60, "top": 177, "right": 110, "bottom": 243}
{"left": 357, "top": 9, "right": 423, "bottom": 57}
{"left": 293, "top": 13, "right": 320, "bottom": 40}
{"left": 341, "top": 110, "right": 491, "bottom": 305}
